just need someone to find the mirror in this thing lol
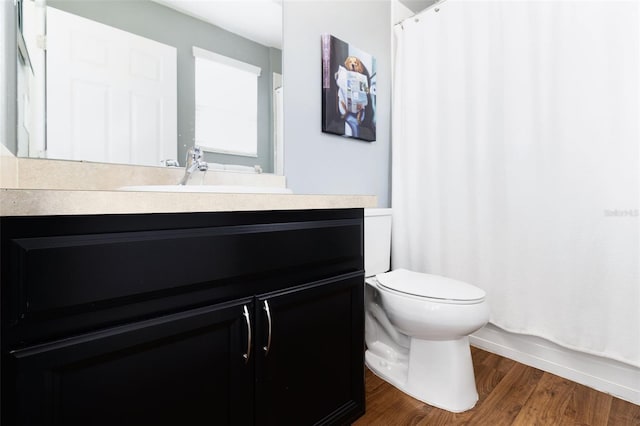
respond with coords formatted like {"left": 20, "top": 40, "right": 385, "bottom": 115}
{"left": 15, "top": 0, "right": 283, "bottom": 174}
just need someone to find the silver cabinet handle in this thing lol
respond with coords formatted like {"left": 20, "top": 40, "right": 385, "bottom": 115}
{"left": 263, "top": 300, "right": 272, "bottom": 356}
{"left": 242, "top": 305, "right": 251, "bottom": 363}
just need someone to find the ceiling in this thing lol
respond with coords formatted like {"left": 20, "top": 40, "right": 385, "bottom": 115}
{"left": 151, "top": 0, "right": 441, "bottom": 51}
{"left": 399, "top": 0, "right": 438, "bottom": 14}
{"left": 152, "top": 0, "right": 283, "bottom": 49}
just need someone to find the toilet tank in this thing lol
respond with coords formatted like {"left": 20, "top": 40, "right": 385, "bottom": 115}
{"left": 364, "top": 208, "right": 392, "bottom": 277}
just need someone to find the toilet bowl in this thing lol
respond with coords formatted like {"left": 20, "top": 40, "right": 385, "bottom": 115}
{"left": 364, "top": 209, "right": 490, "bottom": 413}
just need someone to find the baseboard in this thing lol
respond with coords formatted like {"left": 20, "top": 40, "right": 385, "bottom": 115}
{"left": 470, "top": 324, "right": 640, "bottom": 405}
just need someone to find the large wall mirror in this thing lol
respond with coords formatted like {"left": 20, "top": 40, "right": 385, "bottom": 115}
{"left": 15, "top": 0, "right": 283, "bottom": 174}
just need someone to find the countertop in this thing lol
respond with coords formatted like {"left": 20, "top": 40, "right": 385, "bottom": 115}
{"left": 0, "top": 188, "right": 377, "bottom": 216}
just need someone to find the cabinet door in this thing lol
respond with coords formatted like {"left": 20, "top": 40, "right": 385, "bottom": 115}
{"left": 7, "top": 300, "right": 254, "bottom": 426}
{"left": 255, "top": 273, "right": 365, "bottom": 425}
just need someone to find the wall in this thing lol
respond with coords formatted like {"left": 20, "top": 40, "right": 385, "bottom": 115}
{"left": 283, "top": 1, "right": 391, "bottom": 206}
{"left": 1, "top": 0, "right": 16, "bottom": 155}
{"left": 45, "top": 1, "right": 282, "bottom": 172}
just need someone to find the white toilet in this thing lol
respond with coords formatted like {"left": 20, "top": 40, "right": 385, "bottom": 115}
{"left": 364, "top": 208, "right": 490, "bottom": 413}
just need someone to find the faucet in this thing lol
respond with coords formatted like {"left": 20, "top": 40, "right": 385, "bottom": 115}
{"left": 179, "top": 146, "right": 209, "bottom": 185}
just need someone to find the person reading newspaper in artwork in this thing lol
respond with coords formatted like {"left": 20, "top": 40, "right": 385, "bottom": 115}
{"left": 334, "top": 56, "right": 370, "bottom": 138}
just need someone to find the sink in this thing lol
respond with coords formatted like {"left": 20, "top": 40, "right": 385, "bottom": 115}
{"left": 119, "top": 185, "right": 293, "bottom": 194}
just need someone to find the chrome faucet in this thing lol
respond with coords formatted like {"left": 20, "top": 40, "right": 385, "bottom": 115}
{"left": 179, "top": 146, "right": 209, "bottom": 185}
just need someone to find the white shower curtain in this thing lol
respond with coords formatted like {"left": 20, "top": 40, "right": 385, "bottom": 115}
{"left": 392, "top": 0, "right": 639, "bottom": 367}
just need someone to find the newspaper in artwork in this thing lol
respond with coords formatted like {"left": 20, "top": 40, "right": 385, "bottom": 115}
{"left": 335, "top": 66, "right": 369, "bottom": 115}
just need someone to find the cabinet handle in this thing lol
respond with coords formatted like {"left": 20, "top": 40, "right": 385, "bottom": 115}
{"left": 263, "top": 300, "right": 272, "bottom": 356}
{"left": 242, "top": 305, "right": 251, "bottom": 363}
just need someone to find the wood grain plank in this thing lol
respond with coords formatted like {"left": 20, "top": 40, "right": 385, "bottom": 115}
{"left": 511, "top": 372, "right": 575, "bottom": 425}
{"left": 465, "top": 361, "right": 544, "bottom": 425}
{"left": 470, "top": 345, "right": 491, "bottom": 366}
{"left": 607, "top": 397, "right": 640, "bottom": 426}
{"left": 562, "top": 382, "right": 613, "bottom": 425}
{"left": 481, "top": 350, "right": 517, "bottom": 376}
{"left": 474, "top": 358, "right": 509, "bottom": 401}
{"left": 354, "top": 369, "right": 427, "bottom": 426}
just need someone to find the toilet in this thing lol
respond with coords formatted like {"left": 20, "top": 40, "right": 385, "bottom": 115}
{"left": 364, "top": 208, "right": 490, "bottom": 413}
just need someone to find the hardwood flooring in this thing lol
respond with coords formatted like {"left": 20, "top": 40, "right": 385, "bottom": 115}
{"left": 353, "top": 347, "right": 640, "bottom": 425}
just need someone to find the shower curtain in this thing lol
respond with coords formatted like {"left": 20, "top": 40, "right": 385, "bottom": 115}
{"left": 392, "top": 0, "right": 639, "bottom": 367}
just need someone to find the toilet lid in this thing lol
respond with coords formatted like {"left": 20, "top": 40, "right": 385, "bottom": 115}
{"left": 375, "top": 268, "right": 486, "bottom": 302}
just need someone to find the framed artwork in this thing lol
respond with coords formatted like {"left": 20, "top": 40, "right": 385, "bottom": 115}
{"left": 321, "top": 34, "right": 377, "bottom": 142}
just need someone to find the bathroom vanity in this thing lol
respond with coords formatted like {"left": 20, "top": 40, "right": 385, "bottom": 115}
{"left": 0, "top": 206, "right": 367, "bottom": 425}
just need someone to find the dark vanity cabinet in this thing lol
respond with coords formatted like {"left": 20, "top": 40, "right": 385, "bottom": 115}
{"left": 0, "top": 209, "right": 365, "bottom": 425}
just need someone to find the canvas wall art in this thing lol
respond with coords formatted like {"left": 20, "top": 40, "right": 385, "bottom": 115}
{"left": 321, "top": 34, "right": 376, "bottom": 142}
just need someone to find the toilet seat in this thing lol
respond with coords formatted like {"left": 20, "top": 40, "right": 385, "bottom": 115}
{"left": 375, "top": 268, "right": 485, "bottom": 304}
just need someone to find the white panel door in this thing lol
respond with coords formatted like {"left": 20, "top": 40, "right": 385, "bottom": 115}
{"left": 46, "top": 7, "right": 177, "bottom": 166}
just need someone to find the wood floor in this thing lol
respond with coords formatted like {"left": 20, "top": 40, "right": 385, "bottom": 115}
{"left": 353, "top": 347, "right": 640, "bottom": 425}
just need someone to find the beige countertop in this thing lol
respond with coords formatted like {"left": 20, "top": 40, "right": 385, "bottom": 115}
{"left": 0, "top": 188, "right": 377, "bottom": 217}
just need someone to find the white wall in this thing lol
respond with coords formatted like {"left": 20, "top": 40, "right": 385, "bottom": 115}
{"left": 283, "top": 1, "right": 391, "bottom": 207}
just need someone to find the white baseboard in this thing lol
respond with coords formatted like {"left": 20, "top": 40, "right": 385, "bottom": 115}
{"left": 470, "top": 324, "right": 640, "bottom": 405}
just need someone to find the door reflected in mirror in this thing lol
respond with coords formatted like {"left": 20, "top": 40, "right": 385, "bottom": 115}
{"left": 17, "top": 0, "right": 283, "bottom": 174}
